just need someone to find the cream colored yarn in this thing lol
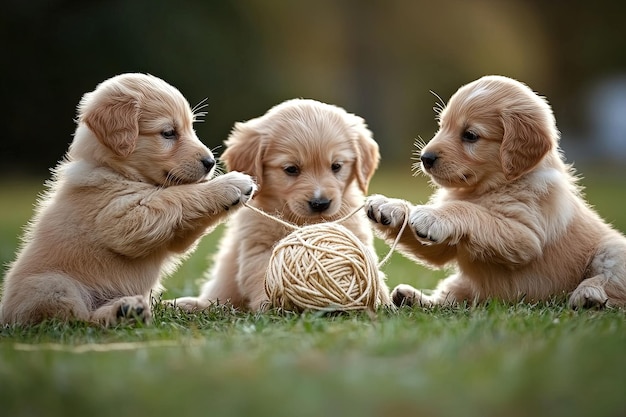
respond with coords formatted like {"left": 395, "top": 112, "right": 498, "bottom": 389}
{"left": 265, "top": 222, "right": 381, "bottom": 312}
{"left": 245, "top": 203, "right": 407, "bottom": 313}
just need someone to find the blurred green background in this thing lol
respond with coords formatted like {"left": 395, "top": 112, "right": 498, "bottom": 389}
{"left": 2, "top": 0, "right": 626, "bottom": 179}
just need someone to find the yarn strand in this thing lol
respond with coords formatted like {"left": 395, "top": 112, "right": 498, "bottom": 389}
{"left": 243, "top": 203, "right": 299, "bottom": 231}
{"left": 243, "top": 201, "right": 409, "bottom": 268}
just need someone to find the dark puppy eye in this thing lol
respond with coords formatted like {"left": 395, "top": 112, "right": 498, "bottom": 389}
{"left": 284, "top": 165, "right": 300, "bottom": 176}
{"left": 331, "top": 162, "right": 342, "bottom": 173}
{"left": 162, "top": 129, "right": 178, "bottom": 140}
{"left": 462, "top": 130, "right": 479, "bottom": 143}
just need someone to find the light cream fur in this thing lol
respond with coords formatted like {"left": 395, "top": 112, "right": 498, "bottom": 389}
{"left": 366, "top": 75, "right": 626, "bottom": 309}
{"left": 0, "top": 73, "right": 256, "bottom": 326}
{"left": 173, "top": 98, "right": 390, "bottom": 311}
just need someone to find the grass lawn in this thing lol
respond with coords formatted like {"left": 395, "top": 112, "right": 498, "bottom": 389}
{"left": 1, "top": 167, "right": 625, "bottom": 417}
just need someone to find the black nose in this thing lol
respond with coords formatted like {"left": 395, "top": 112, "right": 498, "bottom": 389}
{"left": 201, "top": 156, "right": 215, "bottom": 173}
{"left": 309, "top": 197, "right": 331, "bottom": 213}
{"left": 420, "top": 152, "right": 438, "bottom": 170}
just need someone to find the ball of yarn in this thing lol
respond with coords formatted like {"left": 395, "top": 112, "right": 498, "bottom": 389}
{"left": 264, "top": 222, "right": 383, "bottom": 312}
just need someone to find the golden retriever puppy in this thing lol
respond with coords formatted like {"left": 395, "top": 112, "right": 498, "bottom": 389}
{"left": 174, "top": 98, "right": 390, "bottom": 311}
{"left": 0, "top": 73, "right": 256, "bottom": 326}
{"left": 366, "top": 75, "right": 626, "bottom": 309}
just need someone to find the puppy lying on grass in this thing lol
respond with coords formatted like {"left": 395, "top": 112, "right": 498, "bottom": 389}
{"left": 367, "top": 75, "right": 626, "bottom": 309}
{"left": 1, "top": 73, "right": 256, "bottom": 326}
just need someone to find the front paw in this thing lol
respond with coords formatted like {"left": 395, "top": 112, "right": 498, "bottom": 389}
{"left": 215, "top": 171, "right": 257, "bottom": 208}
{"left": 365, "top": 194, "right": 410, "bottom": 228}
{"left": 409, "top": 205, "right": 456, "bottom": 243}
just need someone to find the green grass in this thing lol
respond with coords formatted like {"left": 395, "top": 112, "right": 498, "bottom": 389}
{"left": 1, "top": 168, "right": 625, "bottom": 417}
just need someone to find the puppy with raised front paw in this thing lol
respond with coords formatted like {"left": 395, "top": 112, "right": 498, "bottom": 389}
{"left": 0, "top": 73, "right": 256, "bottom": 326}
{"left": 366, "top": 75, "right": 626, "bottom": 309}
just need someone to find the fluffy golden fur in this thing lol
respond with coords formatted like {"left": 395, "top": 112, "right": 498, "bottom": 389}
{"left": 174, "top": 98, "right": 390, "bottom": 311}
{"left": 366, "top": 75, "right": 626, "bottom": 309}
{"left": 0, "top": 73, "right": 256, "bottom": 326}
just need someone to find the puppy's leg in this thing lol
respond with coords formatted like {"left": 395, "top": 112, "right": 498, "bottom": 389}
{"left": 366, "top": 194, "right": 411, "bottom": 239}
{"left": 366, "top": 194, "right": 457, "bottom": 267}
{"left": 98, "top": 172, "right": 256, "bottom": 258}
{"left": 172, "top": 277, "right": 245, "bottom": 312}
{"left": 570, "top": 234, "right": 626, "bottom": 309}
{"left": 189, "top": 171, "right": 257, "bottom": 230}
{"left": 391, "top": 284, "right": 434, "bottom": 307}
{"left": 169, "top": 238, "right": 247, "bottom": 311}
{"left": 2, "top": 274, "right": 150, "bottom": 326}
{"left": 1, "top": 273, "right": 91, "bottom": 325}
{"left": 90, "top": 295, "right": 151, "bottom": 326}
{"left": 246, "top": 285, "right": 271, "bottom": 312}
{"left": 237, "top": 250, "right": 274, "bottom": 312}
{"left": 569, "top": 276, "right": 609, "bottom": 309}
{"left": 166, "top": 172, "right": 257, "bottom": 253}
{"left": 391, "top": 274, "right": 475, "bottom": 307}
{"left": 366, "top": 195, "right": 459, "bottom": 245}
{"left": 366, "top": 194, "right": 433, "bottom": 257}
{"left": 409, "top": 202, "right": 543, "bottom": 266}
{"left": 168, "top": 296, "right": 210, "bottom": 312}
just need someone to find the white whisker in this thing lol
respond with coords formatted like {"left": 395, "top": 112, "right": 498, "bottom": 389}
{"left": 430, "top": 90, "right": 447, "bottom": 121}
{"left": 213, "top": 165, "right": 225, "bottom": 176}
{"left": 192, "top": 98, "right": 209, "bottom": 114}
{"left": 192, "top": 98, "right": 209, "bottom": 123}
{"left": 411, "top": 137, "right": 428, "bottom": 177}
{"left": 430, "top": 90, "right": 446, "bottom": 109}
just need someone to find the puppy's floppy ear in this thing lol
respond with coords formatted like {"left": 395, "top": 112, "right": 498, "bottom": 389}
{"left": 500, "top": 108, "right": 554, "bottom": 181}
{"left": 221, "top": 120, "right": 265, "bottom": 187}
{"left": 351, "top": 117, "right": 380, "bottom": 193}
{"left": 79, "top": 91, "right": 140, "bottom": 157}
